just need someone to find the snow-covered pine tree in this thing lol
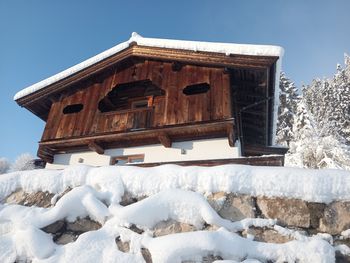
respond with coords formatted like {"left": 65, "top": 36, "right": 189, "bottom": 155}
{"left": 276, "top": 72, "right": 299, "bottom": 146}
{"left": 329, "top": 55, "right": 350, "bottom": 142}
{"left": 292, "top": 99, "right": 313, "bottom": 141}
{"left": 302, "top": 79, "right": 328, "bottom": 131}
{"left": 282, "top": 54, "right": 350, "bottom": 170}
{"left": 286, "top": 98, "right": 350, "bottom": 170}
{"left": 286, "top": 98, "right": 315, "bottom": 168}
{"left": 11, "top": 153, "right": 34, "bottom": 172}
{"left": 303, "top": 54, "right": 350, "bottom": 144}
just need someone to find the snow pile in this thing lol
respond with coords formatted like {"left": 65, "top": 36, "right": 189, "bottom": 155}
{"left": 0, "top": 164, "right": 349, "bottom": 262}
{"left": 145, "top": 229, "right": 334, "bottom": 263}
{"left": 1, "top": 164, "right": 350, "bottom": 204}
{"left": 109, "top": 189, "right": 275, "bottom": 231}
{"left": 14, "top": 32, "right": 283, "bottom": 100}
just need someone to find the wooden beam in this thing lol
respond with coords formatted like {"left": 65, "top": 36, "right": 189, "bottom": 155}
{"left": 227, "top": 124, "right": 235, "bottom": 147}
{"left": 40, "top": 119, "right": 234, "bottom": 146}
{"left": 17, "top": 43, "right": 277, "bottom": 121}
{"left": 16, "top": 45, "right": 277, "bottom": 108}
{"left": 158, "top": 132, "right": 172, "bottom": 148}
{"left": 39, "top": 119, "right": 235, "bottom": 152}
{"left": 244, "top": 144, "right": 288, "bottom": 156}
{"left": 37, "top": 146, "right": 54, "bottom": 164}
{"left": 88, "top": 141, "right": 104, "bottom": 154}
{"left": 38, "top": 145, "right": 53, "bottom": 154}
{"left": 133, "top": 46, "right": 278, "bottom": 69}
{"left": 128, "top": 156, "right": 285, "bottom": 167}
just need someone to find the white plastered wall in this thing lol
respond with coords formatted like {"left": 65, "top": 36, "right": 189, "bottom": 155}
{"left": 45, "top": 138, "right": 240, "bottom": 169}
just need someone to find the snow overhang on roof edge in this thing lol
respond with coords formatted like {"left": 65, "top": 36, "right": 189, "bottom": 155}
{"left": 14, "top": 32, "right": 284, "bottom": 101}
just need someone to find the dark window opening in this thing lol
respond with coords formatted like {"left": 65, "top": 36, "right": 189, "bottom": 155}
{"left": 63, "top": 104, "right": 83, "bottom": 114}
{"left": 229, "top": 67, "right": 269, "bottom": 150}
{"left": 131, "top": 99, "right": 149, "bottom": 109}
{"left": 183, "top": 83, "right": 210, "bottom": 95}
{"left": 98, "top": 79, "right": 165, "bottom": 113}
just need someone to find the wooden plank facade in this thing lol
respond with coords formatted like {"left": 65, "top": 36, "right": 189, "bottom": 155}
{"left": 41, "top": 61, "right": 232, "bottom": 141}
{"left": 15, "top": 41, "right": 287, "bottom": 166}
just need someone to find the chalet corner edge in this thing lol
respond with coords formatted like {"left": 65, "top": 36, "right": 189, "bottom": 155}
{"left": 15, "top": 32, "right": 288, "bottom": 169}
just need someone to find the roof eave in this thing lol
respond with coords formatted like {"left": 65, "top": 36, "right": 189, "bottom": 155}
{"left": 16, "top": 45, "right": 280, "bottom": 121}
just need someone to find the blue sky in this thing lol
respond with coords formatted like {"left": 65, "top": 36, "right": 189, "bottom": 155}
{"left": 1, "top": 0, "right": 350, "bottom": 161}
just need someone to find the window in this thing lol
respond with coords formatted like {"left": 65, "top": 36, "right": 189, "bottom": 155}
{"left": 63, "top": 104, "right": 83, "bottom": 114}
{"left": 98, "top": 79, "right": 165, "bottom": 113}
{"left": 131, "top": 99, "right": 149, "bottom": 109}
{"left": 183, "top": 83, "right": 210, "bottom": 95}
{"left": 110, "top": 154, "right": 145, "bottom": 165}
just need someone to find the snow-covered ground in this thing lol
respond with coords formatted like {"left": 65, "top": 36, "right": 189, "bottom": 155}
{"left": 0, "top": 164, "right": 350, "bottom": 262}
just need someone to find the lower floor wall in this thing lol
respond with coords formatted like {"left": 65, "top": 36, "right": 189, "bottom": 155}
{"left": 46, "top": 138, "right": 240, "bottom": 169}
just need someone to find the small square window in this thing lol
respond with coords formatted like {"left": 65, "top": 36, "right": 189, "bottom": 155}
{"left": 131, "top": 100, "right": 149, "bottom": 109}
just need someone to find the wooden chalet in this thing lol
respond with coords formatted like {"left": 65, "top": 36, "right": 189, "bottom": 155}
{"left": 15, "top": 33, "right": 287, "bottom": 168}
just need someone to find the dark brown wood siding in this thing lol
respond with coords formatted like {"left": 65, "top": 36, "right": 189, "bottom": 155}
{"left": 41, "top": 60, "right": 232, "bottom": 141}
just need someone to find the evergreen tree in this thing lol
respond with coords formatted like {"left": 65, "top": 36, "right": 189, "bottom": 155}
{"left": 303, "top": 54, "right": 350, "bottom": 143}
{"left": 286, "top": 99, "right": 316, "bottom": 168}
{"left": 293, "top": 99, "right": 313, "bottom": 141}
{"left": 284, "top": 54, "right": 350, "bottom": 170}
{"left": 11, "top": 153, "right": 34, "bottom": 172}
{"left": 329, "top": 55, "right": 350, "bottom": 142}
{"left": 286, "top": 98, "right": 350, "bottom": 170}
{"left": 276, "top": 72, "right": 299, "bottom": 146}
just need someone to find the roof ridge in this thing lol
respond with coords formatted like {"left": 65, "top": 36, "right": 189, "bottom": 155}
{"left": 14, "top": 32, "right": 283, "bottom": 100}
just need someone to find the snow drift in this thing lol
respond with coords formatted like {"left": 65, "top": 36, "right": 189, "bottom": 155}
{"left": 0, "top": 164, "right": 349, "bottom": 262}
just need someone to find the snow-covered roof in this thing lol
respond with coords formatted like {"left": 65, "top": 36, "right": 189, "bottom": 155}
{"left": 14, "top": 32, "right": 284, "bottom": 100}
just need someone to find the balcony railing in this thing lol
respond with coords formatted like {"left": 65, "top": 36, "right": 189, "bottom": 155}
{"left": 100, "top": 107, "right": 154, "bottom": 133}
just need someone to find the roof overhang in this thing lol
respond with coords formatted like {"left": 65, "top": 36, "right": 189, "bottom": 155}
{"left": 15, "top": 33, "right": 283, "bottom": 121}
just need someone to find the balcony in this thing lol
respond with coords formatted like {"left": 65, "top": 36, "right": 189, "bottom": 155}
{"left": 38, "top": 118, "right": 235, "bottom": 163}
{"left": 99, "top": 107, "right": 154, "bottom": 132}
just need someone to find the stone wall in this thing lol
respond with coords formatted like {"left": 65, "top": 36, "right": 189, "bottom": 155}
{"left": 208, "top": 192, "right": 350, "bottom": 262}
{"left": 207, "top": 193, "right": 350, "bottom": 236}
{"left": 4, "top": 189, "right": 350, "bottom": 262}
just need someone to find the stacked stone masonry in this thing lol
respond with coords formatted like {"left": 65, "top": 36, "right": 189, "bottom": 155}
{"left": 4, "top": 189, "right": 350, "bottom": 262}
